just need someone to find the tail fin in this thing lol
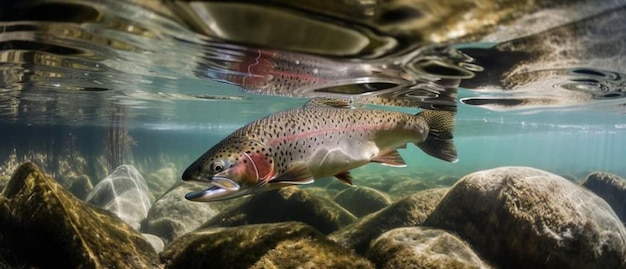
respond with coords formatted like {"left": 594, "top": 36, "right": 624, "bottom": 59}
{"left": 415, "top": 110, "right": 458, "bottom": 163}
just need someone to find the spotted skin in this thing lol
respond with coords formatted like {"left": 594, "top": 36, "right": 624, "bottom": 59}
{"left": 182, "top": 98, "right": 456, "bottom": 202}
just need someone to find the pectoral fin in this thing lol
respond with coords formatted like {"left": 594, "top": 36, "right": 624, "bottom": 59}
{"left": 268, "top": 163, "right": 314, "bottom": 186}
{"left": 371, "top": 150, "right": 407, "bottom": 167}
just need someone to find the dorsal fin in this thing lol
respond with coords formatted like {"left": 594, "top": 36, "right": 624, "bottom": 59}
{"left": 303, "top": 97, "right": 353, "bottom": 109}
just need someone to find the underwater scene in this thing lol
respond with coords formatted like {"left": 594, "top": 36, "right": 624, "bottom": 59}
{"left": 1, "top": 0, "right": 626, "bottom": 268}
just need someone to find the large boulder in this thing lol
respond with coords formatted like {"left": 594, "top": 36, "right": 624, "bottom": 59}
{"left": 0, "top": 162, "right": 158, "bottom": 268}
{"left": 367, "top": 227, "right": 492, "bottom": 269}
{"left": 329, "top": 188, "right": 449, "bottom": 254}
{"left": 86, "top": 164, "right": 154, "bottom": 230}
{"left": 332, "top": 186, "right": 392, "bottom": 217}
{"left": 582, "top": 171, "right": 626, "bottom": 223}
{"left": 201, "top": 187, "right": 356, "bottom": 234}
{"left": 161, "top": 222, "right": 374, "bottom": 269}
{"left": 143, "top": 181, "right": 222, "bottom": 243}
{"left": 425, "top": 166, "right": 626, "bottom": 269}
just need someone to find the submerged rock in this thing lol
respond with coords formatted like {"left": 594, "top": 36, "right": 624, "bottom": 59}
{"left": 63, "top": 174, "right": 93, "bottom": 200}
{"left": 332, "top": 186, "right": 392, "bottom": 217}
{"left": 0, "top": 162, "right": 158, "bottom": 268}
{"left": 86, "top": 164, "right": 154, "bottom": 230}
{"left": 329, "top": 188, "right": 448, "bottom": 254}
{"left": 143, "top": 181, "right": 222, "bottom": 243}
{"left": 367, "top": 227, "right": 492, "bottom": 269}
{"left": 0, "top": 175, "right": 9, "bottom": 191}
{"left": 425, "top": 166, "right": 626, "bottom": 269}
{"left": 582, "top": 171, "right": 626, "bottom": 223}
{"left": 146, "top": 163, "right": 179, "bottom": 198}
{"left": 301, "top": 186, "right": 338, "bottom": 200}
{"left": 142, "top": 233, "right": 165, "bottom": 253}
{"left": 388, "top": 180, "right": 430, "bottom": 200}
{"left": 161, "top": 221, "right": 374, "bottom": 269}
{"left": 202, "top": 187, "right": 356, "bottom": 234}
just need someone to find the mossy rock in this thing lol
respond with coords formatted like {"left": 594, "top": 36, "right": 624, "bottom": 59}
{"left": 425, "top": 166, "right": 626, "bottom": 269}
{"left": 64, "top": 174, "right": 93, "bottom": 200}
{"left": 332, "top": 186, "right": 392, "bottom": 217}
{"left": 161, "top": 222, "right": 374, "bottom": 269}
{"left": 582, "top": 171, "right": 626, "bottom": 223}
{"left": 0, "top": 162, "right": 158, "bottom": 268}
{"left": 301, "top": 186, "right": 339, "bottom": 200}
{"left": 143, "top": 181, "right": 222, "bottom": 243}
{"left": 367, "top": 227, "right": 492, "bottom": 269}
{"left": 388, "top": 180, "right": 431, "bottom": 200}
{"left": 202, "top": 187, "right": 356, "bottom": 234}
{"left": 329, "top": 188, "right": 449, "bottom": 254}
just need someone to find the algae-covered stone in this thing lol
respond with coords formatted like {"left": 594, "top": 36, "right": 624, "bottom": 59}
{"left": 146, "top": 163, "right": 179, "bottom": 198}
{"left": 161, "top": 221, "right": 374, "bottom": 269}
{"left": 329, "top": 188, "right": 448, "bottom": 254}
{"left": 202, "top": 187, "right": 356, "bottom": 234}
{"left": 582, "top": 171, "right": 626, "bottom": 222}
{"left": 63, "top": 174, "right": 93, "bottom": 200}
{"left": 0, "top": 162, "right": 158, "bottom": 268}
{"left": 425, "top": 166, "right": 626, "bottom": 269}
{"left": 0, "top": 175, "right": 9, "bottom": 192}
{"left": 301, "top": 186, "right": 339, "bottom": 200}
{"left": 367, "top": 227, "right": 492, "bottom": 269}
{"left": 332, "top": 186, "right": 392, "bottom": 217}
{"left": 86, "top": 164, "right": 154, "bottom": 230}
{"left": 388, "top": 180, "right": 430, "bottom": 200}
{"left": 143, "top": 181, "right": 221, "bottom": 243}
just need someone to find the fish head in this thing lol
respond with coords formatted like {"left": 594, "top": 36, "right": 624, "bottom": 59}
{"left": 182, "top": 137, "right": 275, "bottom": 202}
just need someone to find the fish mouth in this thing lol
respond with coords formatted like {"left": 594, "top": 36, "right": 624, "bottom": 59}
{"left": 185, "top": 185, "right": 238, "bottom": 202}
{"left": 184, "top": 177, "right": 266, "bottom": 202}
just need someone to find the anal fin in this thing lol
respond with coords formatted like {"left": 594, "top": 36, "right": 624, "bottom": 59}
{"left": 371, "top": 150, "right": 407, "bottom": 167}
{"left": 334, "top": 171, "right": 353, "bottom": 185}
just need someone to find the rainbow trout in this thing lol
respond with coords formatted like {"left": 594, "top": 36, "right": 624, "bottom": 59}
{"left": 182, "top": 98, "right": 457, "bottom": 202}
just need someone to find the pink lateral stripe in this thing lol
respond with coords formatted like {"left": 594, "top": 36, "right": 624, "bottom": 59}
{"left": 266, "top": 123, "right": 395, "bottom": 146}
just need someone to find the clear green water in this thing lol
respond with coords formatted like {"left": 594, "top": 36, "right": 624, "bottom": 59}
{"left": 1, "top": 0, "right": 625, "bottom": 185}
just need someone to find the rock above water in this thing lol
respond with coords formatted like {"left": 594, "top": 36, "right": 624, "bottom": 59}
{"left": 425, "top": 166, "right": 626, "bottom": 269}
{"left": 0, "top": 162, "right": 158, "bottom": 268}
{"left": 201, "top": 187, "right": 356, "bottom": 234}
{"left": 86, "top": 164, "right": 154, "bottom": 230}
{"left": 332, "top": 186, "right": 392, "bottom": 217}
{"left": 367, "top": 227, "right": 492, "bottom": 269}
{"left": 143, "top": 181, "right": 222, "bottom": 243}
{"left": 582, "top": 171, "right": 626, "bottom": 223}
{"left": 329, "top": 188, "right": 449, "bottom": 255}
{"left": 161, "top": 221, "right": 374, "bottom": 269}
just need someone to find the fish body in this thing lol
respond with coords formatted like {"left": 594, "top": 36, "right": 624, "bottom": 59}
{"left": 182, "top": 98, "right": 457, "bottom": 202}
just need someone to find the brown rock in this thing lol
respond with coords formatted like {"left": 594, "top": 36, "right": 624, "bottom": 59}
{"left": 202, "top": 187, "right": 356, "bottom": 234}
{"left": 425, "top": 166, "right": 626, "bottom": 269}
{"left": 161, "top": 222, "right": 373, "bottom": 269}
{"left": 329, "top": 188, "right": 449, "bottom": 254}
{"left": 0, "top": 162, "right": 159, "bottom": 268}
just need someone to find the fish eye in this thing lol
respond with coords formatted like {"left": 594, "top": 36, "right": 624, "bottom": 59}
{"left": 211, "top": 161, "right": 225, "bottom": 173}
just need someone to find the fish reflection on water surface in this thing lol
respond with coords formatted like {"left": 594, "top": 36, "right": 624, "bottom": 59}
{"left": 182, "top": 98, "right": 456, "bottom": 202}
